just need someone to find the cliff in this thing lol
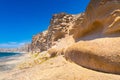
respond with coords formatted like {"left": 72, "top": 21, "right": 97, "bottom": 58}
{"left": 31, "top": 31, "right": 48, "bottom": 52}
{"left": 33, "top": 0, "right": 120, "bottom": 52}
{"left": 30, "top": 0, "right": 120, "bottom": 74}
{"left": 65, "top": 0, "right": 120, "bottom": 74}
{"left": 31, "top": 13, "right": 75, "bottom": 52}
{"left": 72, "top": 0, "right": 120, "bottom": 39}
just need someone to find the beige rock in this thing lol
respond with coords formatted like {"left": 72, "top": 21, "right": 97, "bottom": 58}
{"left": 47, "top": 13, "right": 75, "bottom": 48}
{"left": 31, "top": 30, "right": 48, "bottom": 52}
{"left": 48, "top": 48, "right": 58, "bottom": 57}
{"left": 65, "top": 37, "right": 120, "bottom": 74}
{"left": 73, "top": 0, "right": 120, "bottom": 39}
{"left": 28, "top": 0, "right": 120, "bottom": 78}
{"left": 64, "top": 0, "right": 120, "bottom": 75}
{"left": 31, "top": 13, "right": 75, "bottom": 52}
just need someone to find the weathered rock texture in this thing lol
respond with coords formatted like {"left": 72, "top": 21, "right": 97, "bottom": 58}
{"left": 72, "top": 0, "right": 120, "bottom": 39}
{"left": 65, "top": 37, "right": 120, "bottom": 74}
{"left": 31, "top": 31, "right": 48, "bottom": 52}
{"left": 31, "top": 13, "right": 75, "bottom": 52}
{"left": 65, "top": 0, "right": 120, "bottom": 74}
{"left": 31, "top": 0, "right": 120, "bottom": 74}
{"left": 47, "top": 13, "right": 75, "bottom": 48}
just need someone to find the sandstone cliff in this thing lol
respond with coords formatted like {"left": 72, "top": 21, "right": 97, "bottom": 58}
{"left": 31, "top": 13, "right": 75, "bottom": 52}
{"left": 65, "top": 0, "right": 120, "bottom": 74}
{"left": 47, "top": 13, "right": 75, "bottom": 48}
{"left": 30, "top": 0, "right": 120, "bottom": 75}
{"left": 72, "top": 0, "right": 120, "bottom": 39}
{"left": 31, "top": 31, "right": 48, "bottom": 52}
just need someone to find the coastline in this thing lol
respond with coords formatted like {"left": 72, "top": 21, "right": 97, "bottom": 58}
{"left": 0, "top": 52, "right": 29, "bottom": 72}
{"left": 0, "top": 52, "right": 29, "bottom": 80}
{"left": 0, "top": 51, "right": 27, "bottom": 54}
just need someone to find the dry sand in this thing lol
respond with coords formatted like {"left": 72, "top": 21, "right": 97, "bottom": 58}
{"left": 1, "top": 56, "right": 120, "bottom": 80}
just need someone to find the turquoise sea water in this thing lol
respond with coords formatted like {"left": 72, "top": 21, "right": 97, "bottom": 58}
{"left": 0, "top": 52, "right": 19, "bottom": 58}
{"left": 0, "top": 52, "right": 22, "bottom": 72}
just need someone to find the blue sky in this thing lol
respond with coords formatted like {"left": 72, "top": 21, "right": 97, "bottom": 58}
{"left": 0, "top": 0, "right": 90, "bottom": 48}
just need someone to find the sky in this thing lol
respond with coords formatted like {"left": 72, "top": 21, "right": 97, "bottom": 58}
{"left": 0, "top": 0, "right": 90, "bottom": 48}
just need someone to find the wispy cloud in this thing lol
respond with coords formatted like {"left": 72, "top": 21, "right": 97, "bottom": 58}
{"left": 0, "top": 41, "right": 30, "bottom": 48}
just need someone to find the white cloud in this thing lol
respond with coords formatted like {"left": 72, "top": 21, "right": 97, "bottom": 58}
{"left": 0, "top": 41, "right": 30, "bottom": 48}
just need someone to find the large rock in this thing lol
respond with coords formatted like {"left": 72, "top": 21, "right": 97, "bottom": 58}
{"left": 65, "top": 37, "right": 120, "bottom": 74}
{"left": 64, "top": 0, "right": 120, "bottom": 74}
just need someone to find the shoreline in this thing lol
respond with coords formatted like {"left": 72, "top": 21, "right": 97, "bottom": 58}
{"left": 0, "top": 52, "right": 29, "bottom": 72}
{"left": 0, "top": 51, "right": 27, "bottom": 54}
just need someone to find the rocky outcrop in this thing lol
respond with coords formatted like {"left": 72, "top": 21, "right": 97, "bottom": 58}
{"left": 47, "top": 13, "right": 75, "bottom": 48}
{"left": 65, "top": 37, "right": 120, "bottom": 74}
{"left": 31, "top": 13, "right": 75, "bottom": 52}
{"left": 31, "top": 31, "right": 48, "bottom": 52}
{"left": 31, "top": 0, "right": 120, "bottom": 74}
{"left": 64, "top": 0, "right": 120, "bottom": 74}
{"left": 72, "top": 0, "right": 120, "bottom": 39}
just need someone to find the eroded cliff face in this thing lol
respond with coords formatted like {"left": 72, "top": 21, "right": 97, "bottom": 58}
{"left": 65, "top": 0, "right": 120, "bottom": 74}
{"left": 31, "top": 31, "right": 48, "bottom": 52}
{"left": 31, "top": 13, "right": 75, "bottom": 52}
{"left": 31, "top": 0, "right": 120, "bottom": 52}
{"left": 31, "top": 0, "right": 120, "bottom": 74}
{"left": 73, "top": 0, "right": 120, "bottom": 39}
{"left": 47, "top": 13, "right": 75, "bottom": 48}
{"left": 38, "top": 0, "right": 120, "bottom": 49}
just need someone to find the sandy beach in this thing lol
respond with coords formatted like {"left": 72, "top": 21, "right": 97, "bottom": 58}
{"left": 0, "top": 53, "right": 29, "bottom": 80}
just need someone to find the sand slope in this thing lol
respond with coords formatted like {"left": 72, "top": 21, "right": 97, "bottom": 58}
{"left": 1, "top": 56, "right": 120, "bottom": 80}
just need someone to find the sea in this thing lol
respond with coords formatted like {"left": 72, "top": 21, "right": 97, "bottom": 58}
{"left": 0, "top": 52, "right": 22, "bottom": 72}
{"left": 0, "top": 52, "right": 20, "bottom": 58}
